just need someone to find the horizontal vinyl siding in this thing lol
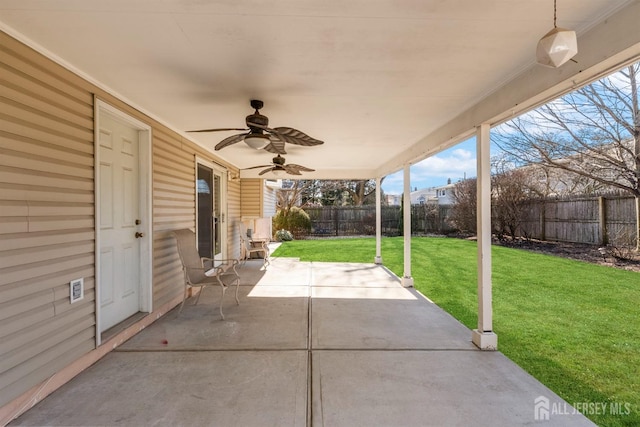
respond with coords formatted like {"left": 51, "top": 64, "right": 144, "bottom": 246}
{"left": 227, "top": 179, "right": 241, "bottom": 260}
{"left": 263, "top": 186, "right": 277, "bottom": 218}
{"left": 0, "top": 31, "right": 96, "bottom": 407}
{"left": 150, "top": 129, "right": 243, "bottom": 307}
{"left": 151, "top": 127, "right": 194, "bottom": 308}
{"left": 0, "top": 28, "right": 245, "bottom": 411}
{"left": 241, "top": 179, "right": 262, "bottom": 217}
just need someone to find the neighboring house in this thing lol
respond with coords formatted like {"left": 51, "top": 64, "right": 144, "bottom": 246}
{"left": 279, "top": 179, "right": 296, "bottom": 191}
{"left": 433, "top": 183, "right": 456, "bottom": 205}
{"left": 386, "top": 194, "right": 402, "bottom": 206}
{"left": 0, "top": 31, "right": 255, "bottom": 414}
{"left": 410, "top": 187, "right": 437, "bottom": 205}
{"left": 517, "top": 163, "right": 598, "bottom": 196}
{"left": 277, "top": 179, "right": 304, "bottom": 207}
{"left": 387, "top": 182, "right": 456, "bottom": 206}
{"left": 515, "top": 139, "right": 636, "bottom": 197}
{"left": 410, "top": 182, "right": 456, "bottom": 205}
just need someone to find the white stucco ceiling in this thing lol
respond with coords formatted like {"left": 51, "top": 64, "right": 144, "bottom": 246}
{"left": 1, "top": 0, "right": 639, "bottom": 178}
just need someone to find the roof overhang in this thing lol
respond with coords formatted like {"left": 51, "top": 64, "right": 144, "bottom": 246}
{"left": 0, "top": 1, "right": 638, "bottom": 180}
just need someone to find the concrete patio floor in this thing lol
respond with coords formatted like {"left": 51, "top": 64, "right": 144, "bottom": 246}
{"left": 10, "top": 257, "right": 595, "bottom": 426}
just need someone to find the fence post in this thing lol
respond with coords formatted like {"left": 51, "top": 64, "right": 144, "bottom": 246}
{"left": 599, "top": 196, "right": 608, "bottom": 246}
{"left": 540, "top": 201, "right": 546, "bottom": 241}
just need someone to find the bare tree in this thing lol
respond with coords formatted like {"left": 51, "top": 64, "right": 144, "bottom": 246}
{"left": 277, "top": 180, "right": 313, "bottom": 213}
{"left": 491, "top": 159, "right": 532, "bottom": 240}
{"left": 518, "top": 162, "right": 609, "bottom": 197}
{"left": 494, "top": 63, "right": 640, "bottom": 249}
{"left": 344, "top": 179, "right": 379, "bottom": 206}
{"left": 450, "top": 178, "right": 477, "bottom": 233}
{"left": 297, "top": 179, "right": 383, "bottom": 206}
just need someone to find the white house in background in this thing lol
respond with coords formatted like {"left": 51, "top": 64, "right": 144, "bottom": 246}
{"left": 433, "top": 182, "right": 456, "bottom": 205}
{"left": 410, "top": 181, "right": 456, "bottom": 205}
{"left": 410, "top": 187, "right": 437, "bottom": 205}
{"left": 386, "top": 194, "right": 402, "bottom": 206}
{"left": 387, "top": 181, "right": 457, "bottom": 206}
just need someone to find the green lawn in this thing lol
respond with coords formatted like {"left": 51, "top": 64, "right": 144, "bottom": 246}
{"left": 273, "top": 237, "right": 640, "bottom": 426}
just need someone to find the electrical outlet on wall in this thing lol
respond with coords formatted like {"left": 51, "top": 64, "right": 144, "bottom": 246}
{"left": 70, "top": 278, "right": 84, "bottom": 303}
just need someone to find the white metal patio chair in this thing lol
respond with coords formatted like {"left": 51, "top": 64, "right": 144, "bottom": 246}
{"left": 172, "top": 229, "right": 240, "bottom": 320}
{"left": 239, "top": 221, "right": 270, "bottom": 267}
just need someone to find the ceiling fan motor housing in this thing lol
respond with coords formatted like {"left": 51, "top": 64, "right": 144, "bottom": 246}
{"left": 246, "top": 112, "right": 269, "bottom": 133}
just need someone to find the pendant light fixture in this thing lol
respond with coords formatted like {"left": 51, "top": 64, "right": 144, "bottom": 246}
{"left": 536, "top": 0, "right": 578, "bottom": 68}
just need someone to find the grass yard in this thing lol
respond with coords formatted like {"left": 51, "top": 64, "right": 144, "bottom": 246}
{"left": 273, "top": 237, "right": 640, "bottom": 426}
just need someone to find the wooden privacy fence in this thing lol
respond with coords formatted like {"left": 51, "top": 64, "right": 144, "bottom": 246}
{"left": 304, "top": 204, "right": 455, "bottom": 237}
{"left": 300, "top": 194, "right": 637, "bottom": 245}
{"left": 519, "top": 195, "right": 637, "bottom": 246}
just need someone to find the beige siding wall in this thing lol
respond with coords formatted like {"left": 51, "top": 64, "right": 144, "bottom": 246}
{"left": 228, "top": 179, "right": 241, "bottom": 260}
{"left": 0, "top": 31, "right": 96, "bottom": 407}
{"left": 241, "top": 179, "right": 262, "bottom": 217}
{"left": 0, "top": 30, "right": 241, "bottom": 409}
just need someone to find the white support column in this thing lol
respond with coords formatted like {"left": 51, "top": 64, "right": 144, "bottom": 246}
{"left": 375, "top": 177, "right": 383, "bottom": 264}
{"left": 402, "top": 165, "right": 414, "bottom": 287}
{"left": 472, "top": 124, "right": 498, "bottom": 350}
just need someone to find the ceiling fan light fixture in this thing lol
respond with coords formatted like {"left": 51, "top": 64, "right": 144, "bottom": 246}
{"left": 244, "top": 134, "right": 270, "bottom": 150}
{"left": 271, "top": 164, "right": 287, "bottom": 176}
{"left": 536, "top": 0, "right": 577, "bottom": 68}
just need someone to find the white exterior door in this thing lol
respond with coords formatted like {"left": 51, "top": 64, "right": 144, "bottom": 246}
{"left": 99, "top": 112, "right": 143, "bottom": 332}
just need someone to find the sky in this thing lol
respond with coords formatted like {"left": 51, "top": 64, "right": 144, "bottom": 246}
{"left": 380, "top": 64, "right": 638, "bottom": 196}
{"left": 381, "top": 137, "right": 478, "bottom": 195}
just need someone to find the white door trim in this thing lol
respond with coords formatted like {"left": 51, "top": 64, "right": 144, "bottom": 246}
{"left": 195, "top": 156, "right": 228, "bottom": 260}
{"left": 94, "top": 98, "right": 153, "bottom": 346}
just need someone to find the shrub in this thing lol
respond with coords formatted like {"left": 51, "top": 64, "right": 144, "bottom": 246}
{"left": 275, "top": 229, "right": 294, "bottom": 241}
{"left": 273, "top": 206, "right": 311, "bottom": 238}
{"left": 607, "top": 228, "right": 638, "bottom": 261}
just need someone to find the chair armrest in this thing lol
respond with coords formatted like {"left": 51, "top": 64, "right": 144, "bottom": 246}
{"left": 201, "top": 257, "right": 239, "bottom": 265}
{"left": 201, "top": 257, "right": 239, "bottom": 269}
{"left": 203, "top": 259, "right": 240, "bottom": 276}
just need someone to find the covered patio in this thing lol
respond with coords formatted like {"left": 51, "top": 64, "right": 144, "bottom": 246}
{"left": 10, "top": 257, "right": 594, "bottom": 426}
{"left": 1, "top": 1, "right": 640, "bottom": 424}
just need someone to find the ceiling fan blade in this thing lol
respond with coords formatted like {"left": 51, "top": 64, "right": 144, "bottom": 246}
{"left": 243, "top": 164, "right": 272, "bottom": 170}
{"left": 271, "top": 127, "right": 324, "bottom": 146}
{"left": 246, "top": 122, "right": 323, "bottom": 147}
{"left": 286, "top": 164, "right": 315, "bottom": 172}
{"left": 284, "top": 168, "right": 303, "bottom": 175}
{"left": 263, "top": 140, "right": 286, "bottom": 155}
{"left": 187, "top": 127, "right": 248, "bottom": 133}
{"left": 214, "top": 133, "right": 249, "bottom": 151}
{"left": 258, "top": 167, "right": 275, "bottom": 176}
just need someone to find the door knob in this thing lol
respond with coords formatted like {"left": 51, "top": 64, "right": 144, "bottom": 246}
{"left": 135, "top": 232, "right": 144, "bottom": 238}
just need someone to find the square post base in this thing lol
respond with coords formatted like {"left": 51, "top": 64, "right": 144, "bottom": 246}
{"left": 472, "top": 330, "right": 498, "bottom": 350}
{"left": 402, "top": 276, "right": 414, "bottom": 288}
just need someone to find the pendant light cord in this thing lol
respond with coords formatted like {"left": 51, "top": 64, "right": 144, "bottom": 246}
{"left": 553, "top": 0, "right": 557, "bottom": 28}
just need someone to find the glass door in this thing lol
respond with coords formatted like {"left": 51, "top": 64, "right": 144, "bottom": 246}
{"left": 196, "top": 161, "right": 226, "bottom": 262}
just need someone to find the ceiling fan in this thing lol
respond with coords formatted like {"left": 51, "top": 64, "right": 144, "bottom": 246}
{"left": 187, "top": 100, "right": 324, "bottom": 155}
{"left": 244, "top": 154, "right": 315, "bottom": 176}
